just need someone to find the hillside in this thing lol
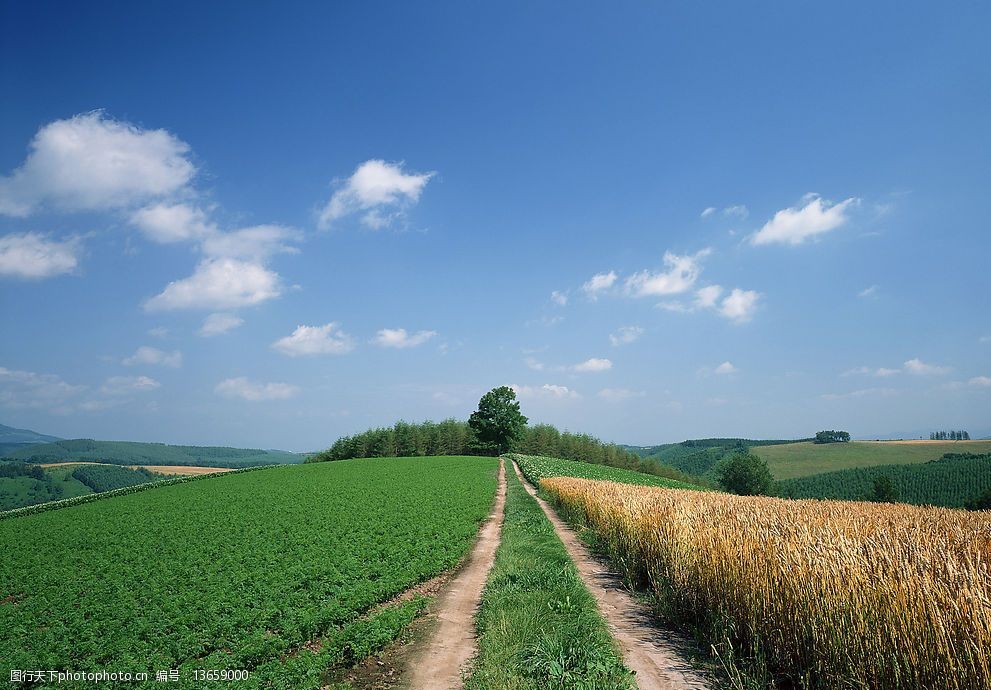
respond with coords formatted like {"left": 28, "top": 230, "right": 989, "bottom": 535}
{"left": 776, "top": 453, "right": 991, "bottom": 508}
{"left": 3, "top": 438, "right": 303, "bottom": 468}
{"left": 625, "top": 438, "right": 804, "bottom": 478}
{"left": 752, "top": 439, "right": 991, "bottom": 480}
{"left": 0, "top": 422, "right": 62, "bottom": 456}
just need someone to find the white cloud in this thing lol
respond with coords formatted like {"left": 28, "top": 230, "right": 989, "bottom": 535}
{"left": 573, "top": 357, "right": 613, "bottom": 373}
{"left": 524, "top": 357, "right": 545, "bottom": 371}
{"left": 148, "top": 327, "right": 169, "bottom": 338}
{"left": 122, "top": 346, "right": 182, "bottom": 368}
{"left": 509, "top": 383, "right": 580, "bottom": 400}
{"left": 0, "top": 111, "right": 195, "bottom": 216}
{"left": 625, "top": 249, "right": 710, "bottom": 297}
{"left": 904, "top": 358, "right": 951, "bottom": 376}
{"left": 876, "top": 367, "right": 900, "bottom": 377}
{"left": 0, "top": 366, "right": 85, "bottom": 410}
{"left": 318, "top": 159, "right": 434, "bottom": 230}
{"left": 751, "top": 194, "right": 858, "bottom": 246}
{"left": 701, "top": 207, "right": 717, "bottom": 218}
{"left": 551, "top": 290, "right": 568, "bottom": 306}
{"left": 858, "top": 285, "right": 879, "bottom": 299}
{"left": 597, "top": 387, "right": 645, "bottom": 402}
{"left": 843, "top": 365, "right": 901, "bottom": 377}
{"left": 215, "top": 377, "right": 299, "bottom": 401}
{"left": 372, "top": 328, "right": 438, "bottom": 349}
{"left": 723, "top": 205, "right": 749, "bottom": 219}
{"left": 200, "top": 224, "right": 301, "bottom": 261}
{"left": 969, "top": 376, "right": 991, "bottom": 387}
{"left": 980, "top": 335, "right": 991, "bottom": 344}
{"left": 821, "top": 387, "right": 897, "bottom": 400}
{"left": 719, "top": 288, "right": 760, "bottom": 323}
{"left": 694, "top": 285, "right": 723, "bottom": 309}
{"left": 144, "top": 258, "right": 281, "bottom": 311}
{"left": 199, "top": 313, "right": 244, "bottom": 337}
{"left": 100, "top": 375, "right": 160, "bottom": 396}
{"left": 609, "top": 326, "right": 644, "bottom": 347}
{"left": 0, "top": 232, "right": 81, "bottom": 279}
{"left": 714, "top": 361, "right": 737, "bottom": 375}
{"left": 130, "top": 202, "right": 215, "bottom": 244}
{"left": 582, "top": 271, "right": 617, "bottom": 299}
{"left": 273, "top": 323, "right": 355, "bottom": 356}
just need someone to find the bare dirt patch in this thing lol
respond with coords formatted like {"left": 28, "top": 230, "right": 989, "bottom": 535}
{"left": 512, "top": 461, "right": 712, "bottom": 690}
{"left": 132, "top": 465, "right": 233, "bottom": 475}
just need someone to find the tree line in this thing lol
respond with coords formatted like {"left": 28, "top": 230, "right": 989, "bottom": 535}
{"left": 930, "top": 430, "right": 970, "bottom": 440}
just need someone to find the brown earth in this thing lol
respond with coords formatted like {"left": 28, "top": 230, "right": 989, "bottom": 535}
{"left": 511, "top": 461, "right": 712, "bottom": 690}
{"left": 403, "top": 459, "right": 507, "bottom": 690}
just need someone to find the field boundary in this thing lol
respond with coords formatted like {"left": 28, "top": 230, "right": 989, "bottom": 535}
{"left": 0, "top": 463, "right": 284, "bottom": 521}
{"left": 511, "top": 460, "right": 712, "bottom": 690}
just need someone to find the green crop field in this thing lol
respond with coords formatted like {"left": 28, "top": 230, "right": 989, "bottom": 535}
{"left": 0, "top": 455, "right": 498, "bottom": 689}
{"left": 511, "top": 453, "right": 704, "bottom": 490}
{"left": 752, "top": 440, "right": 991, "bottom": 480}
{"left": 777, "top": 453, "right": 991, "bottom": 508}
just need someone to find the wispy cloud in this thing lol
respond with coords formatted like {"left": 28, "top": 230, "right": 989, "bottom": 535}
{"left": 714, "top": 361, "right": 738, "bottom": 375}
{"left": 858, "top": 285, "right": 879, "bottom": 299}
{"left": 372, "top": 328, "right": 438, "bottom": 349}
{"left": 122, "top": 346, "right": 182, "bottom": 368}
{"left": 215, "top": 377, "right": 299, "bottom": 401}
{"left": 597, "top": 387, "right": 645, "bottom": 402}
{"left": 550, "top": 290, "right": 568, "bottom": 306}
{"left": 199, "top": 313, "right": 244, "bottom": 337}
{"left": 509, "top": 383, "right": 580, "bottom": 400}
{"left": 821, "top": 387, "right": 897, "bottom": 400}
{"left": 145, "top": 258, "right": 282, "bottom": 311}
{"left": 609, "top": 326, "right": 643, "bottom": 346}
{"left": 273, "top": 323, "right": 355, "bottom": 356}
{"left": 903, "top": 358, "right": 951, "bottom": 376}
{"left": 582, "top": 271, "right": 617, "bottom": 300}
{"left": 572, "top": 358, "right": 612, "bottom": 373}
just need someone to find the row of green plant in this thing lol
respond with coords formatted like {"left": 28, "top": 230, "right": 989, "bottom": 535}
{"left": 776, "top": 453, "right": 991, "bottom": 509}
{"left": 464, "top": 461, "right": 634, "bottom": 689}
{"left": 511, "top": 453, "right": 704, "bottom": 491}
{"left": 0, "top": 456, "right": 499, "bottom": 688}
{"left": 70, "top": 464, "right": 159, "bottom": 493}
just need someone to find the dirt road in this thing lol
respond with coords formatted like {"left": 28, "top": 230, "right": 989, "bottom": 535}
{"left": 405, "top": 459, "right": 507, "bottom": 690}
{"left": 511, "top": 461, "right": 712, "bottom": 690}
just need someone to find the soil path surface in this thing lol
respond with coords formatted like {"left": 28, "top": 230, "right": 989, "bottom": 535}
{"left": 405, "top": 458, "right": 506, "bottom": 690}
{"left": 511, "top": 461, "right": 712, "bottom": 690}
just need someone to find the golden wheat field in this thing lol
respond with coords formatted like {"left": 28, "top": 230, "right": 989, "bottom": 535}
{"left": 541, "top": 477, "right": 991, "bottom": 690}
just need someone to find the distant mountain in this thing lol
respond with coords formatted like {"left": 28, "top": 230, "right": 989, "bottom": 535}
{"left": 0, "top": 423, "right": 63, "bottom": 456}
{"left": 4, "top": 438, "right": 303, "bottom": 468}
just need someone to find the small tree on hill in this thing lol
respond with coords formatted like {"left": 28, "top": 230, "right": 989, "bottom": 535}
{"left": 814, "top": 430, "right": 851, "bottom": 444}
{"left": 468, "top": 386, "right": 528, "bottom": 456}
{"left": 717, "top": 452, "right": 773, "bottom": 496}
{"left": 870, "top": 475, "right": 899, "bottom": 503}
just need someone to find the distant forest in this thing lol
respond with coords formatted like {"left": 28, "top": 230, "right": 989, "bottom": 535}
{"left": 930, "top": 430, "right": 970, "bottom": 440}
{"left": 308, "top": 420, "right": 695, "bottom": 483}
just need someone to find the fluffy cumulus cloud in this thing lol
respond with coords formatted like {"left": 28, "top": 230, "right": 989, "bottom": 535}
{"left": 199, "top": 313, "right": 244, "bottom": 337}
{"left": 0, "top": 232, "right": 81, "bottom": 279}
{"left": 130, "top": 202, "right": 215, "bottom": 244}
{"left": 714, "top": 361, "right": 737, "bottom": 375}
{"left": 0, "top": 111, "right": 195, "bottom": 216}
{"left": 609, "top": 326, "right": 643, "bottom": 346}
{"left": 750, "top": 194, "right": 859, "bottom": 246}
{"left": 272, "top": 323, "right": 355, "bottom": 357}
{"left": 625, "top": 249, "right": 710, "bottom": 297}
{"left": 509, "top": 383, "right": 580, "bottom": 400}
{"left": 215, "top": 377, "right": 299, "bottom": 401}
{"left": 718, "top": 288, "right": 761, "bottom": 323}
{"left": 582, "top": 271, "right": 617, "bottom": 299}
{"left": 372, "top": 328, "right": 438, "bottom": 349}
{"left": 318, "top": 160, "right": 434, "bottom": 230}
{"left": 122, "top": 346, "right": 182, "bottom": 368}
{"left": 144, "top": 258, "right": 282, "bottom": 311}
{"left": 903, "top": 358, "right": 951, "bottom": 376}
{"left": 0, "top": 366, "right": 85, "bottom": 410}
{"left": 573, "top": 357, "right": 612, "bottom": 373}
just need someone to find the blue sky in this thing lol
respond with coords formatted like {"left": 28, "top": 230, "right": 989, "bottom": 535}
{"left": 1, "top": 1, "right": 989, "bottom": 450}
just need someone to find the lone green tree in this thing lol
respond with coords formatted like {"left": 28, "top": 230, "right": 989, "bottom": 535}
{"left": 468, "top": 386, "right": 528, "bottom": 455}
{"left": 870, "top": 475, "right": 899, "bottom": 503}
{"left": 717, "top": 452, "right": 773, "bottom": 496}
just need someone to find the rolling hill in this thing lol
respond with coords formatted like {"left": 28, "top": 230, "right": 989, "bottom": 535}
{"left": 3, "top": 438, "right": 303, "bottom": 468}
{"left": 0, "top": 422, "right": 62, "bottom": 456}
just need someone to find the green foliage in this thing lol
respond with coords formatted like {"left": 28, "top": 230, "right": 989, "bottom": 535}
{"left": 468, "top": 386, "right": 528, "bottom": 455}
{"left": 777, "top": 453, "right": 991, "bottom": 508}
{"left": 965, "top": 488, "right": 991, "bottom": 511}
{"left": 71, "top": 464, "right": 157, "bottom": 493}
{"left": 814, "top": 430, "right": 851, "bottom": 444}
{"left": 464, "top": 464, "right": 634, "bottom": 689}
{"left": 869, "top": 475, "right": 899, "bottom": 503}
{"left": 4, "top": 439, "right": 302, "bottom": 467}
{"left": 0, "top": 456, "right": 498, "bottom": 687}
{"left": 512, "top": 454, "right": 705, "bottom": 491}
{"left": 717, "top": 452, "right": 773, "bottom": 496}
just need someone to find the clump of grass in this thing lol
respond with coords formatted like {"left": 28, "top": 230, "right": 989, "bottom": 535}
{"left": 463, "top": 463, "right": 634, "bottom": 689}
{"left": 543, "top": 477, "right": 991, "bottom": 689}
